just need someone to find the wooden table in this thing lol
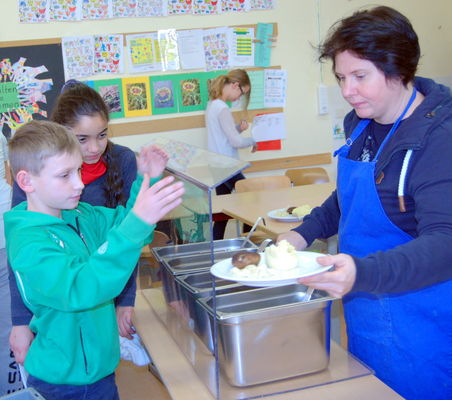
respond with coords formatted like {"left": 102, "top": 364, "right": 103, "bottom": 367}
{"left": 133, "top": 289, "right": 403, "bottom": 400}
{"left": 215, "top": 182, "right": 336, "bottom": 239}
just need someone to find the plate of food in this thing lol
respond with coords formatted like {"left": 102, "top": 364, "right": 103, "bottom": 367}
{"left": 210, "top": 240, "right": 333, "bottom": 287}
{"left": 267, "top": 205, "right": 312, "bottom": 222}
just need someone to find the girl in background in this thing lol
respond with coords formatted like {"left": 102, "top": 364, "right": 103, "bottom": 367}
{"left": 9, "top": 81, "right": 139, "bottom": 364}
{"left": 205, "top": 69, "right": 256, "bottom": 240}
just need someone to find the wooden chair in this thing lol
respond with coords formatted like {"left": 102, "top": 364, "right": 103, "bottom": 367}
{"left": 138, "top": 231, "right": 171, "bottom": 289}
{"left": 234, "top": 175, "right": 292, "bottom": 242}
{"left": 285, "top": 167, "right": 329, "bottom": 186}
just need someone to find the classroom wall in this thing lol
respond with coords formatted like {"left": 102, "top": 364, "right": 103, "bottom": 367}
{"left": 1, "top": 0, "right": 451, "bottom": 178}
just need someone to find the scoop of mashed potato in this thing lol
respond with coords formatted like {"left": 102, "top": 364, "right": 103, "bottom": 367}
{"left": 264, "top": 240, "right": 299, "bottom": 270}
{"left": 291, "top": 205, "right": 312, "bottom": 218}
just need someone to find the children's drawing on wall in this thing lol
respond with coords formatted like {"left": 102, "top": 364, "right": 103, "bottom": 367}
{"left": 19, "top": 0, "right": 49, "bottom": 23}
{"left": 93, "top": 79, "right": 125, "bottom": 119}
{"left": 203, "top": 27, "right": 230, "bottom": 71}
{"left": 62, "top": 36, "right": 94, "bottom": 80}
{"left": 111, "top": 0, "right": 137, "bottom": 18}
{"left": 180, "top": 79, "right": 201, "bottom": 107}
{"left": 137, "top": 0, "right": 168, "bottom": 16}
{"left": 153, "top": 80, "right": 174, "bottom": 108}
{"left": 81, "top": 0, "right": 110, "bottom": 20}
{"left": 192, "top": 0, "right": 220, "bottom": 15}
{"left": 222, "top": 0, "right": 250, "bottom": 13}
{"left": 94, "top": 34, "right": 124, "bottom": 74}
{"left": 0, "top": 43, "right": 65, "bottom": 138}
{"left": 126, "top": 33, "right": 161, "bottom": 73}
{"left": 167, "top": 0, "right": 192, "bottom": 14}
{"left": 49, "top": 0, "right": 78, "bottom": 21}
{"left": 122, "top": 76, "right": 152, "bottom": 117}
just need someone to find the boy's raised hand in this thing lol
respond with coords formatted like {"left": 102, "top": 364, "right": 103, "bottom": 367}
{"left": 133, "top": 174, "right": 184, "bottom": 225}
{"left": 137, "top": 145, "right": 169, "bottom": 178}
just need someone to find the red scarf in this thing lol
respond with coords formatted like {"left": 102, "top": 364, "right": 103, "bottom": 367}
{"left": 81, "top": 159, "right": 107, "bottom": 185}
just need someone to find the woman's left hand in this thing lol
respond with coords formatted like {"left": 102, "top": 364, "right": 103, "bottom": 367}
{"left": 116, "top": 306, "right": 135, "bottom": 339}
{"left": 137, "top": 145, "right": 169, "bottom": 178}
{"left": 298, "top": 253, "right": 357, "bottom": 298}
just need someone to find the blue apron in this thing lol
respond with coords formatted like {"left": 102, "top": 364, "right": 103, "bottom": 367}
{"left": 335, "top": 89, "right": 451, "bottom": 400}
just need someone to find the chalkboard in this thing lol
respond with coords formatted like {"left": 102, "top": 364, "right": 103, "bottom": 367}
{"left": 0, "top": 43, "right": 65, "bottom": 138}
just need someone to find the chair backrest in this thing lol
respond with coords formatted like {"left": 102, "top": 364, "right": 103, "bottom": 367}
{"left": 234, "top": 175, "right": 291, "bottom": 193}
{"left": 285, "top": 167, "right": 330, "bottom": 186}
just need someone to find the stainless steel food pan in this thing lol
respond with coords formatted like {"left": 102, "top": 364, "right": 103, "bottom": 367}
{"left": 152, "top": 238, "right": 257, "bottom": 304}
{"left": 176, "top": 272, "right": 256, "bottom": 352}
{"left": 199, "top": 285, "right": 333, "bottom": 387}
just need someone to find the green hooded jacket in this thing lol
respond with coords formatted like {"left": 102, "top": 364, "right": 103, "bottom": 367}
{"left": 5, "top": 175, "right": 158, "bottom": 385}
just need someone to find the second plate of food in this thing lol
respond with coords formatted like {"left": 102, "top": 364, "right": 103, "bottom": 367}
{"left": 267, "top": 208, "right": 304, "bottom": 222}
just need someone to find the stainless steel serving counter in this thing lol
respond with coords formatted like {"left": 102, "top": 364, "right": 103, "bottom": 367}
{"left": 133, "top": 288, "right": 404, "bottom": 400}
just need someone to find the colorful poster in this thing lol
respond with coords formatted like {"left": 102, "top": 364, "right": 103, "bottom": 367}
{"left": 157, "top": 29, "right": 180, "bottom": 71}
{"left": 202, "top": 27, "right": 230, "bottom": 71}
{"left": 93, "top": 79, "right": 125, "bottom": 119}
{"left": 229, "top": 27, "right": 254, "bottom": 67}
{"left": 136, "top": 0, "right": 168, "bottom": 16}
{"left": 94, "top": 35, "right": 124, "bottom": 74}
{"left": 177, "top": 72, "right": 208, "bottom": 113}
{"left": 192, "top": 0, "right": 220, "bottom": 15}
{"left": 111, "top": 0, "right": 137, "bottom": 18}
{"left": 222, "top": 0, "right": 250, "bottom": 12}
{"left": 81, "top": 0, "right": 110, "bottom": 20}
{"left": 122, "top": 76, "right": 152, "bottom": 117}
{"left": 126, "top": 33, "right": 161, "bottom": 73}
{"left": 0, "top": 44, "right": 65, "bottom": 138}
{"left": 62, "top": 36, "right": 94, "bottom": 80}
{"left": 150, "top": 76, "right": 178, "bottom": 115}
{"left": 167, "top": 0, "right": 192, "bottom": 15}
{"left": 19, "top": 0, "right": 49, "bottom": 23}
{"left": 49, "top": 0, "right": 79, "bottom": 21}
{"left": 250, "top": 0, "right": 276, "bottom": 10}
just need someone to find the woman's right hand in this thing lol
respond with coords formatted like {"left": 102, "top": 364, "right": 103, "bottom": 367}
{"left": 9, "top": 325, "right": 34, "bottom": 364}
{"left": 276, "top": 231, "right": 308, "bottom": 251}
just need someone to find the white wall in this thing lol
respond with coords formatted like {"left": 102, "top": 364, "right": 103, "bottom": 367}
{"left": 2, "top": 0, "right": 451, "bottom": 179}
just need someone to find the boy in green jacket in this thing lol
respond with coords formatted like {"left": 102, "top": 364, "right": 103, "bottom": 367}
{"left": 4, "top": 120, "right": 184, "bottom": 400}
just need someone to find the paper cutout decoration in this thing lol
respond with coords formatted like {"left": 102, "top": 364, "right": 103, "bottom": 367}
{"left": 150, "top": 76, "right": 178, "bottom": 115}
{"left": 136, "top": 0, "right": 168, "bottom": 16}
{"left": 167, "top": 0, "right": 192, "bottom": 14}
{"left": 192, "top": 0, "right": 221, "bottom": 15}
{"left": 222, "top": 0, "right": 250, "bottom": 12}
{"left": 177, "top": 73, "right": 208, "bottom": 113}
{"left": 19, "top": 0, "right": 49, "bottom": 23}
{"left": 94, "top": 35, "right": 124, "bottom": 74}
{"left": 112, "top": 0, "right": 137, "bottom": 18}
{"left": 49, "top": 0, "right": 79, "bottom": 21}
{"left": 81, "top": 0, "right": 110, "bottom": 20}
{"left": 202, "top": 27, "right": 230, "bottom": 71}
{"left": 0, "top": 43, "right": 65, "bottom": 137}
{"left": 62, "top": 36, "right": 94, "bottom": 80}
{"left": 256, "top": 139, "right": 281, "bottom": 151}
{"left": 229, "top": 27, "right": 254, "bottom": 67}
{"left": 93, "top": 79, "right": 125, "bottom": 119}
{"left": 250, "top": 0, "right": 275, "bottom": 10}
{"left": 177, "top": 29, "right": 206, "bottom": 70}
{"left": 126, "top": 33, "right": 162, "bottom": 73}
{"left": 122, "top": 76, "right": 152, "bottom": 117}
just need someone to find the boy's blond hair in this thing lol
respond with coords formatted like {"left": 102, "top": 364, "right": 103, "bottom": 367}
{"left": 9, "top": 120, "right": 81, "bottom": 177}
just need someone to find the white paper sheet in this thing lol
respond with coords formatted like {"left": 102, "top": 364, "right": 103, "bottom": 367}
{"left": 126, "top": 32, "right": 162, "bottom": 73}
{"left": 157, "top": 29, "right": 180, "bottom": 71}
{"left": 228, "top": 27, "right": 254, "bottom": 67}
{"left": 176, "top": 29, "right": 206, "bottom": 70}
{"left": 264, "top": 69, "right": 287, "bottom": 108}
{"left": 251, "top": 112, "right": 286, "bottom": 141}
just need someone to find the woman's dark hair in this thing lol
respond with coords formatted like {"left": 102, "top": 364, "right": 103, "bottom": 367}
{"left": 51, "top": 81, "right": 126, "bottom": 207}
{"left": 318, "top": 6, "right": 420, "bottom": 85}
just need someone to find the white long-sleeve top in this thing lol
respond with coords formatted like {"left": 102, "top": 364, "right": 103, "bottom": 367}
{"left": 206, "top": 99, "right": 255, "bottom": 159}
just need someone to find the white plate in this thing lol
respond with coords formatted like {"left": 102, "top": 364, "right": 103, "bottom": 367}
{"left": 210, "top": 251, "right": 333, "bottom": 287}
{"left": 267, "top": 208, "right": 304, "bottom": 222}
